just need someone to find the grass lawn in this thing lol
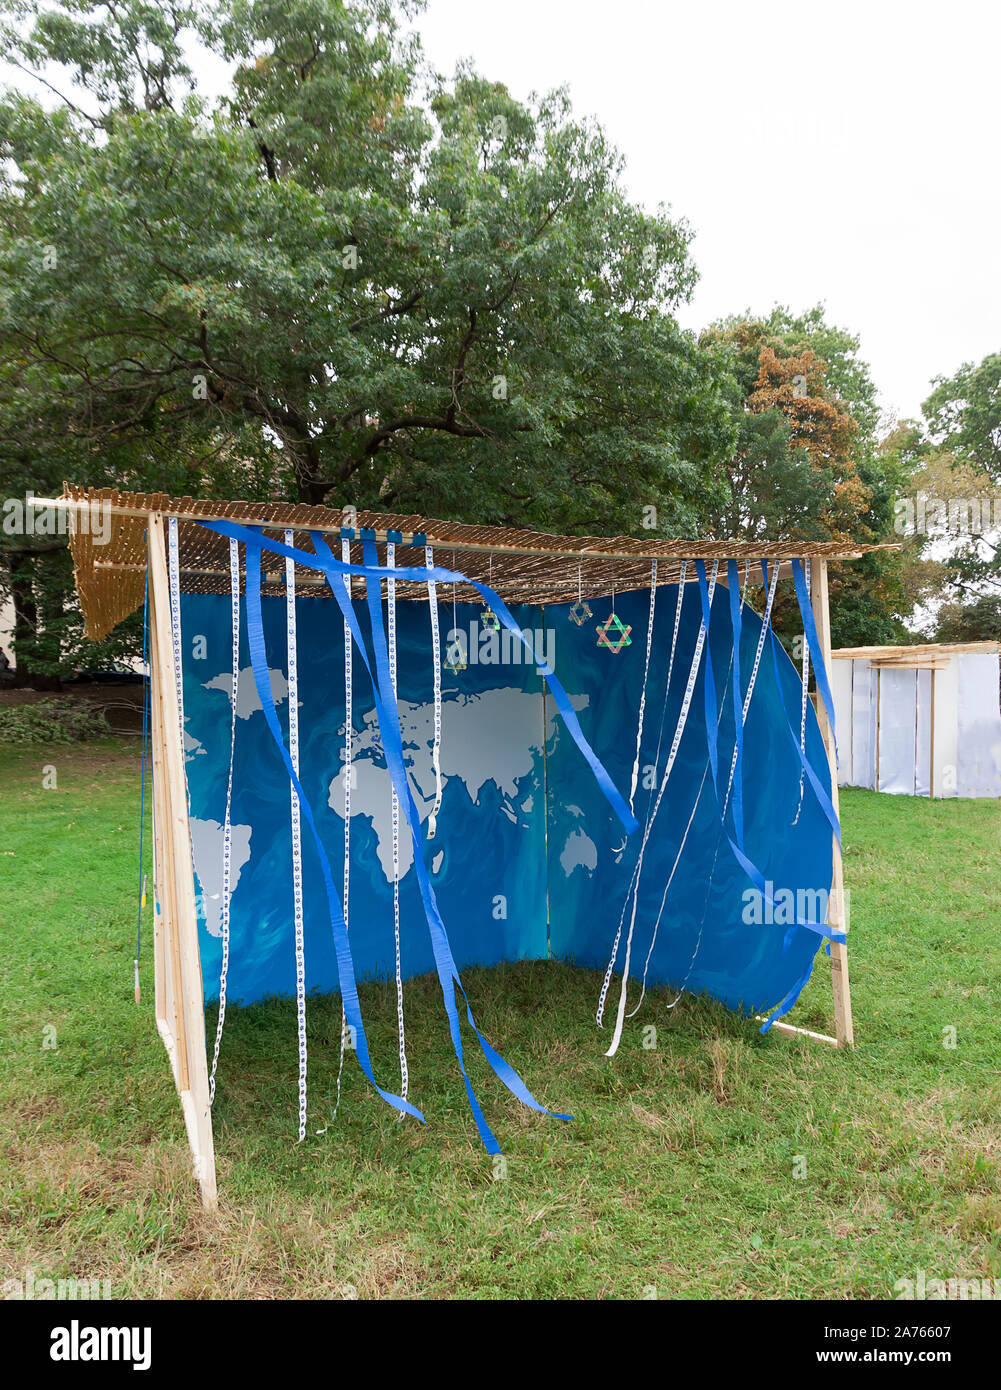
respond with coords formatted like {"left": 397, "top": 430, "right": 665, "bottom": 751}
{"left": 1, "top": 739, "right": 999, "bottom": 1300}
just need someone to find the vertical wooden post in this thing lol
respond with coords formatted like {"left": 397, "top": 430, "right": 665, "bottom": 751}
{"left": 929, "top": 669, "right": 936, "bottom": 799}
{"left": 149, "top": 573, "right": 181, "bottom": 1090}
{"left": 810, "top": 560, "right": 855, "bottom": 1049}
{"left": 147, "top": 514, "right": 218, "bottom": 1209}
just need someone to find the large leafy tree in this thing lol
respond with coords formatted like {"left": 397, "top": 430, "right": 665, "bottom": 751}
{"left": 0, "top": 0, "right": 732, "bottom": 524}
{"left": 0, "top": 0, "right": 735, "bottom": 680}
{"left": 700, "top": 308, "right": 907, "bottom": 647}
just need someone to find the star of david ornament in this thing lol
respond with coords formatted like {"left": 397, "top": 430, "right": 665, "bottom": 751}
{"left": 596, "top": 612, "right": 632, "bottom": 652}
{"left": 481, "top": 607, "right": 501, "bottom": 631}
{"left": 443, "top": 640, "right": 466, "bottom": 674}
{"left": 569, "top": 599, "right": 593, "bottom": 626}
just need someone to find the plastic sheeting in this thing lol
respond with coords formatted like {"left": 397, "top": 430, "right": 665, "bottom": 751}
{"left": 178, "top": 584, "right": 835, "bottom": 1023}
{"left": 957, "top": 653, "right": 1001, "bottom": 797}
{"left": 835, "top": 650, "right": 1001, "bottom": 798}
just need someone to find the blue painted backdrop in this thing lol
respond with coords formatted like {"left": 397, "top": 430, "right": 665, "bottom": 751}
{"left": 178, "top": 582, "right": 833, "bottom": 1023}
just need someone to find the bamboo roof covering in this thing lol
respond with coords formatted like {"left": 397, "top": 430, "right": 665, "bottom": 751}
{"left": 59, "top": 483, "right": 899, "bottom": 642}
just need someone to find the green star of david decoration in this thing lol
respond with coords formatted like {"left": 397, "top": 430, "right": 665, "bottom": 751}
{"left": 443, "top": 646, "right": 467, "bottom": 673}
{"left": 481, "top": 607, "right": 501, "bottom": 631}
{"left": 596, "top": 612, "right": 632, "bottom": 652}
{"left": 569, "top": 599, "right": 593, "bottom": 626}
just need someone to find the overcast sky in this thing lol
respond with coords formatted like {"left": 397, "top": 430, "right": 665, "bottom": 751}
{"left": 4, "top": 1, "right": 996, "bottom": 430}
{"left": 417, "top": 0, "right": 1000, "bottom": 429}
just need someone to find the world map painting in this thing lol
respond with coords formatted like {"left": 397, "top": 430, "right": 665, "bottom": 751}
{"left": 178, "top": 584, "right": 835, "bottom": 1023}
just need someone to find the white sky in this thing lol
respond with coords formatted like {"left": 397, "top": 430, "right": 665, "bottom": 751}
{"left": 417, "top": 0, "right": 1001, "bottom": 428}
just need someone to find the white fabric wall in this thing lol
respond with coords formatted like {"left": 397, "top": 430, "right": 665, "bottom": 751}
{"left": 878, "top": 667, "right": 918, "bottom": 795}
{"left": 932, "top": 657, "right": 959, "bottom": 797}
{"left": 833, "top": 650, "right": 1001, "bottom": 799}
{"left": 830, "top": 658, "right": 854, "bottom": 785}
{"left": 915, "top": 668, "right": 932, "bottom": 796}
{"left": 852, "top": 661, "right": 877, "bottom": 791}
{"left": 955, "top": 653, "right": 1001, "bottom": 797}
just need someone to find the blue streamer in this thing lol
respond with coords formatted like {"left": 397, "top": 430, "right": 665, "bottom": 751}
{"left": 136, "top": 560, "right": 149, "bottom": 962}
{"left": 791, "top": 558, "right": 838, "bottom": 765}
{"left": 197, "top": 518, "right": 579, "bottom": 1149}
{"left": 693, "top": 562, "right": 843, "bottom": 952}
{"left": 198, "top": 519, "right": 637, "bottom": 835}
{"left": 324, "top": 534, "right": 569, "bottom": 1151}
{"left": 726, "top": 560, "right": 745, "bottom": 848}
{"left": 760, "top": 562, "right": 841, "bottom": 851}
{"left": 242, "top": 532, "right": 425, "bottom": 1125}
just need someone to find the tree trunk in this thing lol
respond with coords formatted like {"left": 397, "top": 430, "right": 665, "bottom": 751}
{"left": 7, "top": 552, "right": 62, "bottom": 691}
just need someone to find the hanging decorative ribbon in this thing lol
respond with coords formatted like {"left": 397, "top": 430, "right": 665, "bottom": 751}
{"left": 628, "top": 560, "right": 658, "bottom": 816}
{"left": 284, "top": 531, "right": 308, "bottom": 1142}
{"left": 385, "top": 538, "right": 409, "bottom": 1108}
{"left": 693, "top": 562, "right": 844, "bottom": 962}
{"left": 790, "top": 558, "right": 838, "bottom": 763}
{"left": 135, "top": 561, "right": 149, "bottom": 1006}
{"left": 597, "top": 563, "right": 718, "bottom": 1038}
{"left": 198, "top": 520, "right": 632, "bottom": 1150}
{"left": 662, "top": 560, "right": 760, "bottom": 1017}
{"left": 208, "top": 537, "right": 240, "bottom": 1106}
{"left": 241, "top": 531, "right": 425, "bottom": 1128}
{"left": 317, "top": 530, "right": 570, "bottom": 1153}
{"left": 638, "top": 560, "right": 774, "bottom": 1019}
{"left": 167, "top": 517, "right": 186, "bottom": 747}
{"left": 751, "top": 564, "right": 842, "bottom": 1022}
{"left": 792, "top": 558, "right": 811, "bottom": 825}
{"left": 329, "top": 534, "right": 354, "bottom": 1128}
{"left": 425, "top": 544, "right": 443, "bottom": 839}
{"left": 761, "top": 561, "right": 841, "bottom": 851}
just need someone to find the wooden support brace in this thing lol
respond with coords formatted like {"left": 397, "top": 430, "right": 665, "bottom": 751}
{"left": 809, "top": 559, "right": 855, "bottom": 1049}
{"left": 753, "top": 1017, "right": 840, "bottom": 1046}
{"left": 148, "top": 514, "right": 218, "bottom": 1209}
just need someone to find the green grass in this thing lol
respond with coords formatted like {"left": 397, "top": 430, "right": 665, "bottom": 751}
{"left": 1, "top": 740, "right": 999, "bottom": 1299}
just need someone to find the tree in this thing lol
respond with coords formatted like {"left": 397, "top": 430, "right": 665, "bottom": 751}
{"left": 0, "top": 0, "right": 733, "bottom": 525}
{"left": 700, "top": 309, "right": 908, "bottom": 647}
{"left": 917, "top": 351, "right": 1001, "bottom": 640}
{"left": 0, "top": 0, "right": 736, "bottom": 681}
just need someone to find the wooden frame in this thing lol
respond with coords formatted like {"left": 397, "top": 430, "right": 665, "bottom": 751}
{"left": 807, "top": 559, "right": 854, "bottom": 1048}
{"left": 147, "top": 514, "right": 218, "bottom": 1210}
{"left": 139, "top": 516, "right": 853, "bottom": 1209}
{"left": 757, "top": 559, "right": 855, "bottom": 1048}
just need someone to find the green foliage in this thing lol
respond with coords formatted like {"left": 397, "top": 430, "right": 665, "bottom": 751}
{"left": 0, "top": 0, "right": 738, "bottom": 682}
{"left": 0, "top": 0, "right": 733, "bottom": 531}
{"left": 919, "top": 353, "right": 1001, "bottom": 632}
{"left": 934, "top": 594, "right": 1001, "bottom": 644}
{"left": 0, "top": 695, "right": 112, "bottom": 742}
{"left": 885, "top": 355, "right": 1001, "bottom": 637}
{"left": 702, "top": 308, "right": 908, "bottom": 646}
{"left": 924, "top": 352, "right": 1001, "bottom": 481}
